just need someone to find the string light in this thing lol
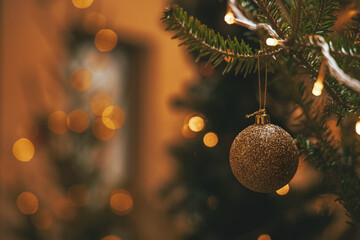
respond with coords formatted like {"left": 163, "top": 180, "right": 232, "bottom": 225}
{"left": 91, "top": 93, "right": 113, "bottom": 116}
{"left": 258, "top": 234, "right": 272, "bottom": 240}
{"left": 70, "top": 68, "right": 93, "bottom": 91}
{"left": 224, "top": 12, "right": 235, "bottom": 25}
{"left": 72, "top": 0, "right": 93, "bottom": 9}
{"left": 13, "top": 138, "right": 35, "bottom": 162}
{"left": 102, "top": 106, "right": 125, "bottom": 130}
{"left": 67, "top": 110, "right": 89, "bottom": 133}
{"left": 188, "top": 116, "right": 205, "bottom": 132}
{"left": 48, "top": 111, "right": 68, "bottom": 135}
{"left": 203, "top": 132, "right": 218, "bottom": 147}
{"left": 355, "top": 119, "right": 360, "bottom": 135}
{"left": 95, "top": 29, "right": 118, "bottom": 52}
{"left": 17, "top": 192, "right": 39, "bottom": 215}
{"left": 92, "top": 118, "right": 114, "bottom": 141}
{"left": 276, "top": 184, "right": 290, "bottom": 195}
{"left": 110, "top": 189, "right": 133, "bottom": 216}
{"left": 312, "top": 61, "right": 327, "bottom": 96}
{"left": 266, "top": 38, "right": 279, "bottom": 46}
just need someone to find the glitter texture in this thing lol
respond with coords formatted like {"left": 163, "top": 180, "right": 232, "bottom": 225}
{"left": 229, "top": 123, "right": 299, "bottom": 193}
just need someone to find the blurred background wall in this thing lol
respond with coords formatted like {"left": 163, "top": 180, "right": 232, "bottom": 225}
{"left": 0, "top": 0, "right": 197, "bottom": 239}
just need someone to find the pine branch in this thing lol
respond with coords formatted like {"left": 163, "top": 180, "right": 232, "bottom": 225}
{"left": 162, "top": 6, "right": 285, "bottom": 75}
{"left": 253, "top": 0, "right": 287, "bottom": 38}
{"left": 291, "top": 0, "right": 302, "bottom": 37}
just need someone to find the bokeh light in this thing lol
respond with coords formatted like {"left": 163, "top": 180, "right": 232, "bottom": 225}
{"left": 13, "top": 138, "right": 35, "bottom": 162}
{"left": 276, "top": 184, "right": 290, "bottom": 196}
{"left": 188, "top": 116, "right": 205, "bottom": 132}
{"left": 86, "top": 51, "right": 111, "bottom": 72}
{"left": 102, "top": 235, "right": 122, "bottom": 240}
{"left": 83, "top": 12, "right": 106, "bottom": 34}
{"left": 356, "top": 120, "right": 360, "bottom": 135}
{"left": 91, "top": 93, "right": 114, "bottom": 116}
{"left": 67, "top": 184, "right": 90, "bottom": 207}
{"left": 102, "top": 106, "right": 125, "bottom": 130}
{"left": 67, "top": 110, "right": 89, "bottom": 133}
{"left": 110, "top": 189, "right": 133, "bottom": 215}
{"left": 224, "top": 12, "right": 235, "bottom": 24}
{"left": 182, "top": 124, "right": 197, "bottom": 138}
{"left": 17, "top": 192, "right": 39, "bottom": 215}
{"left": 203, "top": 132, "right": 218, "bottom": 147}
{"left": 70, "top": 68, "right": 93, "bottom": 91}
{"left": 258, "top": 234, "right": 272, "bottom": 240}
{"left": 92, "top": 118, "right": 114, "bottom": 141}
{"left": 48, "top": 111, "right": 68, "bottom": 135}
{"left": 53, "top": 197, "right": 77, "bottom": 221}
{"left": 72, "top": 0, "right": 93, "bottom": 9}
{"left": 16, "top": 118, "right": 38, "bottom": 139}
{"left": 95, "top": 29, "right": 118, "bottom": 52}
{"left": 31, "top": 207, "right": 53, "bottom": 230}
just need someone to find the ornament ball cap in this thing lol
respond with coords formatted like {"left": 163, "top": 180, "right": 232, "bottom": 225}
{"left": 255, "top": 113, "right": 270, "bottom": 125}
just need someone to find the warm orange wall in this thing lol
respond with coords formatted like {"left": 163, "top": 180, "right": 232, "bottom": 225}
{"left": 0, "top": 0, "right": 196, "bottom": 239}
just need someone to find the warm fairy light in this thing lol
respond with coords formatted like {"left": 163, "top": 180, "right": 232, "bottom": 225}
{"left": 110, "top": 189, "right": 133, "bottom": 215}
{"left": 203, "top": 132, "right": 218, "bottom": 147}
{"left": 266, "top": 38, "right": 279, "bottom": 46}
{"left": 72, "top": 0, "right": 93, "bottom": 9}
{"left": 53, "top": 198, "right": 77, "bottom": 220}
{"left": 92, "top": 118, "right": 115, "bottom": 141}
{"left": 102, "top": 106, "right": 125, "bottom": 130}
{"left": 67, "top": 110, "right": 89, "bottom": 133}
{"left": 258, "top": 234, "right": 272, "bottom": 240}
{"left": 13, "top": 138, "right": 35, "bottom": 162}
{"left": 70, "top": 68, "right": 93, "bottom": 91}
{"left": 83, "top": 12, "right": 106, "bottom": 34}
{"left": 95, "top": 29, "right": 118, "bottom": 52}
{"left": 91, "top": 93, "right": 113, "bottom": 116}
{"left": 67, "top": 184, "right": 90, "bottom": 207}
{"left": 356, "top": 120, "right": 360, "bottom": 135}
{"left": 102, "top": 235, "right": 122, "bottom": 240}
{"left": 17, "top": 192, "right": 39, "bottom": 215}
{"left": 31, "top": 207, "right": 53, "bottom": 230}
{"left": 16, "top": 118, "right": 38, "bottom": 139}
{"left": 276, "top": 184, "right": 290, "bottom": 195}
{"left": 182, "top": 124, "right": 197, "bottom": 138}
{"left": 188, "top": 116, "right": 205, "bottom": 132}
{"left": 312, "top": 81, "right": 324, "bottom": 96}
{"left": 224, "top": 12, "right": 235, "bottom": 24}
{"left": 48, "top": 111, "right": 68, "bottom": 135}
{"left": 224, "top": 49, "right": 233, "bottom": 63}
{"left": 86, "top": 51, "right": 111, "bottom": 72}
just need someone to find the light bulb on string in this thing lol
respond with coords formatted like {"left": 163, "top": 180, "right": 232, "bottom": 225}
{"left": 224, "top": 12, "right": 235, "bottom": 25}
{"left": 355, "top": 119, "right": 360, "bottom": 135}
{"left": 266, "top": 38, "right": 278, "bottom": 46}
{"left": 312, "top": 61, "right": 327, "bottom": 96}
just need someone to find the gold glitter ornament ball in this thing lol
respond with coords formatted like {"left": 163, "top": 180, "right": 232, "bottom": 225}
{"left": 229, "top": 120, "right": 299, "bottom": 193}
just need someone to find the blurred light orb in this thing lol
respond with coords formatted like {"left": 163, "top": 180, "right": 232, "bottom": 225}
{"left": 276, "top": 184, "right": 290, "bottom": 195}
{"left": 102, "top": 106, "right": 125, "bottom": 130}
{"left": 102, "top": 235, "right": 122, "bottom": 240}
{"left": 83, "top": 12, "right": 106, "bottom": 34}
{"left": 13, "top": 138, "right": 35, "bottom": 162}
{"left": 71, "top": 68, "right": 93, "bottom": 91}
{"left": 67, "top": 184, "right": 90, "bottom": 207}
{"left": 266, "top": 38, "right": 279, "bottom": 46}
{"left": 72, "top": 0, "right": 93, "bottom": 9}
{"left": 48, "top": 111, "right": 68, "bottom": 135}
{"left": 53, "top": 197, "right": 77, "bottom": 220}
{"left": 188, "top": 116, "right": 205, "bottom": 132}
{"left": 182, "top": 124, "right": 197, "bottom": 138}
{"left": 92, "top": 118, "right": 114, "bottom": 141}
{"left": 312, "top": 81, "right": 323, "bottom": 96}
{"left": 110, "top": 189, "right": 133, "bottom": 215}
{"left": 16, "top": 118, "right": 38, "bottom": 139}
{"left": 258, "top": 234, "right": 272, "bottom": 240}
{"left": 67, "top": 110, "right": 89, "bottom": 133}
{"left": 95, "top": 29, "right": 118, "bottom": 52}
{"left": 86, "top": 51, "right": 111, "bottom": 72}
{"left": 356, "top": 120, "right": 360, "bottom": 135}
{"left": 91, "top": 93, "right": 113, "bottom": 116}
{"left": 224, "top": 12, "right": 235, "bottom": 24}
{"left": 17, "top": 192, "right": 39, "bottom": 215}
{"left": 31, "top": 207, "right": 53, "bottom": 230}
{"left": 203, "top": 132, "right": 218, "bottom": 147}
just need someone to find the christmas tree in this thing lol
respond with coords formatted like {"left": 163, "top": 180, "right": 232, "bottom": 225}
{"left": 162, "top": 0, "right": 360, "bottom": 239}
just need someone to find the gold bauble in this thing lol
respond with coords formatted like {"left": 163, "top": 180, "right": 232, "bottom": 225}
{"left": 229, "top": 114, "right": 299, "bottom": 193}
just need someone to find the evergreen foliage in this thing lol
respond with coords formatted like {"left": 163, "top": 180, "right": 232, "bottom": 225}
{"left": 162, "top": 0, "right": 360, "bottom": 239}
